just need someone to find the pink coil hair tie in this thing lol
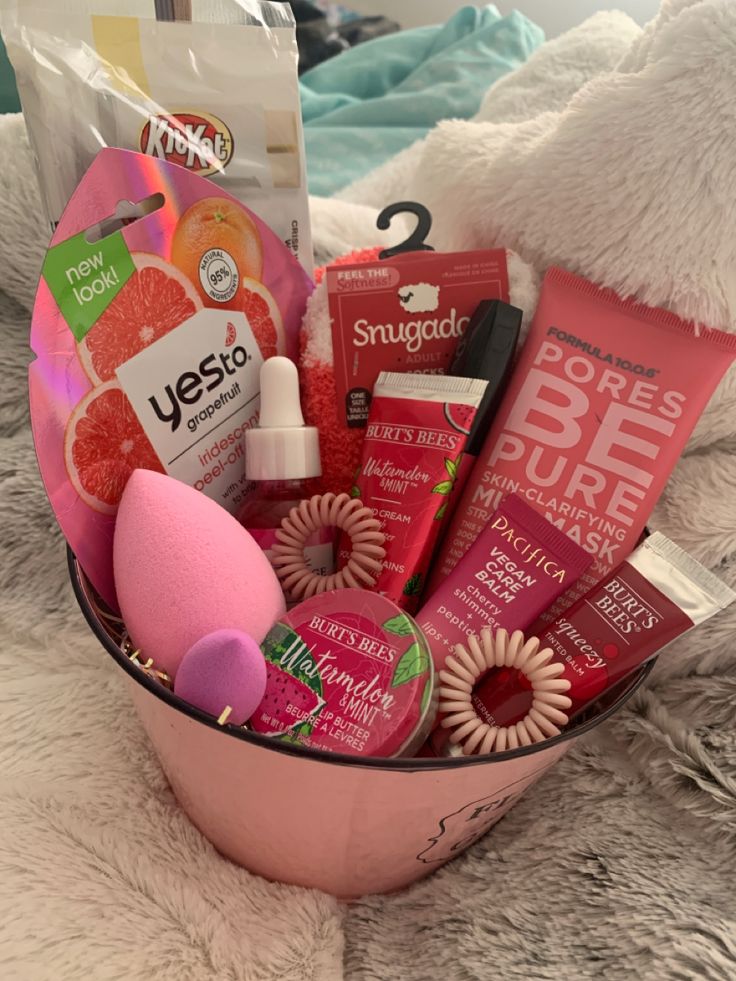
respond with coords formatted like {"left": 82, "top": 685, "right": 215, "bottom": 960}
{"left": 271, "top": 492, "right": 385, "bottom": 601}
{"left": 438, "top": 627, "right": 572, "bottom": 755}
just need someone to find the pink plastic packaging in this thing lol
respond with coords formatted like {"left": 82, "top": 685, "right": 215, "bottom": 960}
{"left": 28, "top": 147, "right": 313, "bottom": 606}
{"left": 417, "top": 493, "right": 591, "bottom": 671}
{"left": 435, "top": 267, "right": 736, "bottom": 619}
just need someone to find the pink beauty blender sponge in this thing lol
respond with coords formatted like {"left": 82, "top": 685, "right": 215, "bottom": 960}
{"left": 114, "top": 470, "right": 285, "bottom": 678}
{"left": 174, "top": 629, "right": 267, "bottom": 725}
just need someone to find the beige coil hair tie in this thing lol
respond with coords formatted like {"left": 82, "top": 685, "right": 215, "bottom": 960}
{"left": 271, "top": 492, "right": 385, "bottom": 601}
{"left": 439, "top": 627, "right": 572, "bottom": 755}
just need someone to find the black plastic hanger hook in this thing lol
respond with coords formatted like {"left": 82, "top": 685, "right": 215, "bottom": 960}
{"left": 377, "top": 201, "right": 435, "bottom": 259}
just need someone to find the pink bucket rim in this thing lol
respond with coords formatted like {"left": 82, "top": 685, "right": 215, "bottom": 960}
{"left": 68, "top": 549, "right": 653, "bottom": 772}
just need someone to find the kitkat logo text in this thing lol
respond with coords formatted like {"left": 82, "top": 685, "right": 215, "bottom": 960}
{"left": 140, "top": 112, "right": 234, "bottom": 175}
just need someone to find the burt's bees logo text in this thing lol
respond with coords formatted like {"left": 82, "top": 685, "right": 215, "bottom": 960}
{"left": 352, "top": 307, "right": 470, "bottom": 354}
{"left": 593, "top": 577, "right": 661, "bottom": 633}
{"left": 365, "top": 424, "right": 460, "bottom": 451}
{"left": 489, "top": 514, "right": 566, "bottom": 582}
{"left": 307, "top": 615, "right": 397, "bottom": 664}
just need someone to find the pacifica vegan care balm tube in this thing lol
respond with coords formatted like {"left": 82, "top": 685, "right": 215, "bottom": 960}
{"left": 345, "top": 371, "right": 488, "bottom": 612}
{"left": 471, "top": 532, "right": 736, "bottom": 732}
{"left": 250, "top": 590, "right": 437, "bottom": 757}
{"left": 434, "top": 267, "right": 736, "bottom": 620}
{"left": 417, "top": 493, "right": 591, "bottom": 672}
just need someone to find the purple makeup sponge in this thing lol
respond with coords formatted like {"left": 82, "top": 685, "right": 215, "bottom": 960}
{"left": 174, "top": 629, "right": 267, "bottom": 724}
{"left": 113, "top": 470, "right": 285, "bottom": 678}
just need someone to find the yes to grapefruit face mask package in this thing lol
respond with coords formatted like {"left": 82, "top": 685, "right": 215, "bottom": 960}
{"left": 18, "top": 5, "right": 736, "bottom": 771}
{"left": 30, "top": 148, "right": 312, "bottom": 607}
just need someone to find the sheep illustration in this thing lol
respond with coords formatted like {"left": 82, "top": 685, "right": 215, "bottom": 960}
{"left": 397, "top": 282, "right": 440, "bottom": 313}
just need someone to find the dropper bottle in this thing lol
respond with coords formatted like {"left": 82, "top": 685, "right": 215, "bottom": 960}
{"left": 238, "top": 357, "right": 335, "bottom": 580}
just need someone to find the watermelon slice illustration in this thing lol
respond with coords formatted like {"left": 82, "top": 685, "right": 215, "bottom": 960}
{"left": 260, "top": 662, "right": 326, "bottom": 742}
{"left": 444, "top": 401, "right": 475, "bottom": 435}
{"left": 251, "top": 625, "right": 326, "bottom": 743}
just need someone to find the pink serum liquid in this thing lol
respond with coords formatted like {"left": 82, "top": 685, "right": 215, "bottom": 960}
{"left": 238, "top": 479, "right": 336, "bottom": 581}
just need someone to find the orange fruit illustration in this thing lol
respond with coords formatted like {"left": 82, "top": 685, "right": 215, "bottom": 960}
{"left": 64, "top": 381, "right": 164, "bottom": 514}
{"left": 171, "top": 196, "right": 264, "bottom": 309}
{"left": 239, "top": 278, "right": 285, "bottom": 360}
{"left": 78, "top": 253, "right": 201, "bottom": 384}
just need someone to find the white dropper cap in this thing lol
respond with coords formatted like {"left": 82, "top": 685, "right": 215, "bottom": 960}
{"left": 245, "top": 357, "right": 321, "bottom": 481}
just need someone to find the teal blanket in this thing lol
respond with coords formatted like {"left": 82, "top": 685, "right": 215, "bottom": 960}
{"left": 0, "top": 6, "right": 543, "bottom": 197}
{"left": 301, "top": 5, "right": 543, "bottom": 196}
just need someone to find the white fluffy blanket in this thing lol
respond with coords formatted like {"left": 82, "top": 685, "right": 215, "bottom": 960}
{"left": 2, "top": 4, "right": 736, "bottom": 979}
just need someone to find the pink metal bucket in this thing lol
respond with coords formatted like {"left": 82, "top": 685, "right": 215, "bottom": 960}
{"left": 70, "top": 552, "right": 652, "bottom": 898}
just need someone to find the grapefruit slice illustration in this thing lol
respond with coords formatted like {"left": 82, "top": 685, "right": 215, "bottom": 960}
{"left": 77, "top": 253, "right": 201, "bottom": 384}
{"left": 64, "top": 380, "right": 164, "bottom": 514}
{"left": 239, "top": 278, "right": 285, "bottom": 360}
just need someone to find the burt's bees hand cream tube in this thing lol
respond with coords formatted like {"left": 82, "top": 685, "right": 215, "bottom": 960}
{"left": 434, "top": 267, "right": 736, "bottom": 620}
{"left": 418, "top": 494, "right": 591, "bottom": 671}
{"left": 346, "top": 371, "right": 487, "bottom": 613}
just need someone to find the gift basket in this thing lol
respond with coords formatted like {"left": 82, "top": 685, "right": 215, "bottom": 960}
{"left": 7, "top": 0, "right": 736, "bottom": 898}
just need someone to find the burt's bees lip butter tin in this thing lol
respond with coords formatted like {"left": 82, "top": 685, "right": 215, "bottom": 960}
{"left": 250, "top": 590, "right": 437, "bottom": 758}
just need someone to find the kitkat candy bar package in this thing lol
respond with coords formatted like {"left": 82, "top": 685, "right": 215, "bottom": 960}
{"left": 29, "top": 148, "right": 313, "bottom": 606}
{"left": 1, "top": 0, "right": 313, "bottom": 274}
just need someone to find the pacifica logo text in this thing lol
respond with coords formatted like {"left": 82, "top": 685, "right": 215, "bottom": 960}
{"left": 489, "top": 514, "right": 566, "bottom": 582}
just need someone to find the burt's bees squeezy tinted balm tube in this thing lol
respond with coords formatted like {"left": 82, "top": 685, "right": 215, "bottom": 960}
{"left": 434, "top": 267, "right": 736, "bottom": 619}
{"left": 472, "top": 532, "right": 736, "bottom": 730}
{"left": 418, "top": 493, "right": 591, "bottom": 671}
{"left": 346, "top": 371, "right": 487, "bottom": 612}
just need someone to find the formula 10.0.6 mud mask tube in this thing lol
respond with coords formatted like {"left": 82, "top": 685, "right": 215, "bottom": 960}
{"left": 435, "top": 267, "right": 736, "bottom": 618}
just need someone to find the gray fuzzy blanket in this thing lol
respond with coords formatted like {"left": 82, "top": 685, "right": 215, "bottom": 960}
{"left": 2, "top": 3, "right": 736, "bottom": 979}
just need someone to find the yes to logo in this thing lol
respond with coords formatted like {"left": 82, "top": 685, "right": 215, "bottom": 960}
{"left": 139, "top": 112, "right": 234, "bottom": 176}
{"left": 148, "top": 344, "right": 248, "bottom": 432}
{"left": 225, "top": 322, "right": 237, "bottom": 347}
